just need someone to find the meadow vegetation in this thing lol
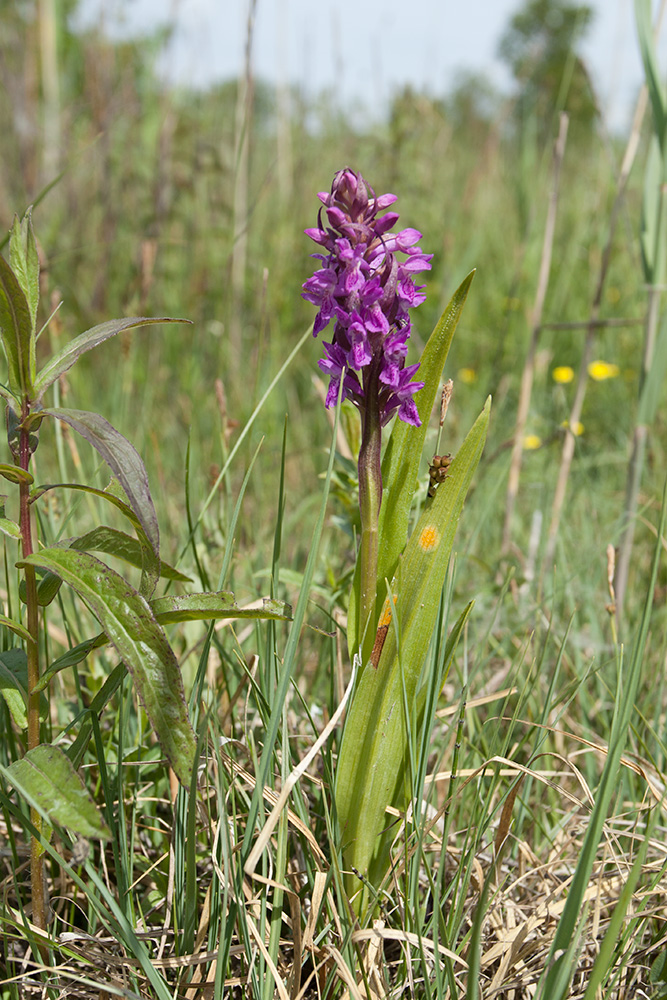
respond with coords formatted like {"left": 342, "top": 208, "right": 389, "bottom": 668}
{"left": 1, "top": 1, "right": 667, "bottom": 997}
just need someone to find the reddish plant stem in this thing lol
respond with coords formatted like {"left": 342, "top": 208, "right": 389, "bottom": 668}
{"left": 19, "top": 409, "right": 47, "bottom": 934}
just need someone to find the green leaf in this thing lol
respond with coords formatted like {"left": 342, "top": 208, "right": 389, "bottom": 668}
{"left": 33, "top": 316, "right": 191, "bottom": 400}
{"left": 0, "top": 648, "right": 28, "bottom": 728}
{"left": 4, "top": 744, "right": 111, "bottom": 840}
{"left": 0, "top": 494, "right": 20, "bottom": 539}
{"left": 9, "top": 209, "right": 39, "bottom": 338}
{"left": 19, "top": 568, "right": 64, "bottom": 607}
{"left": 635, "top": 0, "right": 667, "bottom": 144}
{"left": 0, "top": 252, "right": 35, "bottom": 398}
{"left": 33, "top": 632, "right": 107, "bottom": 693}
{"left": 70, "top": 525, "right": 191, "bottom": 583}
{"left": 18, "top": 547, "right": 197, "bottom": 787}
{"left": 66, "top": 662, "right": 126, "bottom": 768}
{"left": 0, "top": 648, "right": 48, "bottom": 728}
{"left": 336, "top": 397, "right": 490, "bottom": 893}
{"left": 41, "top": 409, "right": 160, "bottom": 558}
{"left": 347, "top": 271, "right": 475, "bottom": 663}
{"left": 150, "top": 593, "right": 292, "bottom": 625}
{"left": 638, "top": 313, "right": 667, "bottom": 426}
{"left": 0, "top": 463, "right": 33, "bottom": 485}
{"left": 0, "top": 612, "right": 33, "bottom": 644}
{"left": 0, "top": 516, "right": 21, "bottom": 539}
{"left": 32, "top": 482, "right": 163, "bottom": 598}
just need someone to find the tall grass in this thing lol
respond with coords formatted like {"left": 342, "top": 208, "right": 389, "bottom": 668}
{"left": 1, "top": 3, "right": 666, "bottom": 998}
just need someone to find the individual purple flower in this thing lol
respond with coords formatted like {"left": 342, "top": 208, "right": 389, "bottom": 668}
{"left": 302, "top": 168, "right": 432, "bottom": 427}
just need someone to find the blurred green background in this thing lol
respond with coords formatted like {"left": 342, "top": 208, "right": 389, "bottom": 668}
{"left": 0, "top": 0, "right": 663, "bottom": 627}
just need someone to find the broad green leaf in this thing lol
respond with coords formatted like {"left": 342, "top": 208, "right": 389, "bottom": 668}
{"left": 18, "top": 547, "right": 197, "bottom": 787}
{"left": 33, "top": 316, "right": 191, "bottom": 400}
{"left": 33, "top": 632, "right": 107, "bottom": 693}
{"left": 5, "top": 744, "right": 111, "bottom": 840}
{"left": 41, "top": 409, "right": 159, "bottom": 557}
{"left": 150, "top": 593, "right": 292, "bottom": 625}
{"left": 336, "top": 398, "right": 490, "bottom": 892}
{"left": 0, "top": 648, "right": 48, "bottom": 728}
{"left": 9, "top": 209, "right": 39, "bottom": 338}
{"left": 347, "top": 271, "right": 475, "bottom": 662}
{"left": 70, "top": 526, "right": 191, "bottom": 583}
{"left": 0, "top": 253, "right": 34, "bottom": 397}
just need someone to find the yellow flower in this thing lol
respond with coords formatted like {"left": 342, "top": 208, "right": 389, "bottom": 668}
{"left": 458, "top": 367, "right": 477, "bottom": 384}
{"left": 561, "top": 420, "right": 584, "bottom": 436}
{"left": 552, "top": 365, "right": 574, "bottom": 384}
{"left": 588, "top": 360, "right": 620, "bottom": 381}
{"left": 523, "top": 434, "right": 542, "bottom": 450}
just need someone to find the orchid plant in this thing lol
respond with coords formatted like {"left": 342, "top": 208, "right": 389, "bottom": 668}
{"left": 303, "top": 169, "right": 490, "bottom": 916}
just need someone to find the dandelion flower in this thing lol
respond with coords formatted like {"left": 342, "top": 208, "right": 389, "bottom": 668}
{"left": 588, "top": 360, "right": 620, "bottom": 381}
{"left": 523, "top": 434, "right": 541, "bottom": 450}
{"left": 552, "top": 365, "right": 574, "bottom": 384}
{"left": 458, "top": 367, "right": 477, "bottom": 384}
{"left": 561, "top": 420, "right": 584, "bottom": 436}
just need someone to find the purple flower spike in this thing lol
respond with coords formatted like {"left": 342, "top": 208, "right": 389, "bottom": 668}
{"left": 302, "top": 167, "right": 432, "bottom": 427}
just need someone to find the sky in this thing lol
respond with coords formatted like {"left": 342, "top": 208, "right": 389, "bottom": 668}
{"left": 73, "top": 0, "right": 666, "bottom": 132}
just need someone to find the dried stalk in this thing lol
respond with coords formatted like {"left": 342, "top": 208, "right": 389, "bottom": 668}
{"left": 543, "top": 86, "right": 649, "bottom": 570}
{"left": 502, "top": 112, "right": 569, "bottom": 555}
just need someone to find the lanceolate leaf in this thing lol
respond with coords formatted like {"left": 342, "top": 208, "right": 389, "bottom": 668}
{"left": 0, "top": 613, "right": 34, "bottom": 645}
{"left": 0, "top": 254, "right": 34, "bottom": 398}
{"left": 33, "top": 317, "right": 191, "bottom": 400}
{"left": 9, "top": 210, "right": 40, "bottom": 337}
{"left": 5, "top": 744, "right": 111, "bottom": 840}
{"left": 150, "top": 593, "right": 292, "bottom": 625}
{"left": 18, "top": 547, "right": 197, "bottom": 787}
{"left": 33, "top": 632, "right": 107, "bottom": 693}
{"left": 635, "top": 0, "right": 666, "bottom": 144}
{"left": 70, "top": 526, "right": 190, "bottom": 583}
{"left": 348, "top": 271, "right": 476, "bottom": 662}
{"left": 0, "top": 515, "right": 21, "bottom": 539}
{"left": 0, "top": 464, "right": 34, "bottom": 485}
{"left": 41, "top": 409, "right": 159, "bottom": 557}
{"left": 0, "top": 648, "right": 48, "bottom": 729}
{"left": 32, "top": 483, "right": 166, "bottom": 598}
{"left": 336, "top": 398, "right": 490, "bottom": 893}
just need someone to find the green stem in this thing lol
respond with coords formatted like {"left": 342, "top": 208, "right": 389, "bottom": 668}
{"left": 357, "top": 365, "right": 382, "bottom": 651}
{"left": 19, "top": 409, "right": 47, "bottom": 934}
